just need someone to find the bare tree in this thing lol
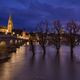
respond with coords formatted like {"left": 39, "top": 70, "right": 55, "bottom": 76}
{"left": 66, "top": 20, "right": 80, "bottom": 61}
{"left": 36, "top": 20, "right": 49, "bottom": 56}
{"left": 29, "top": 34, "right": 35, "bottom": 56}
{"left": 52, "top": 20, "right": 62, "bottom": 58}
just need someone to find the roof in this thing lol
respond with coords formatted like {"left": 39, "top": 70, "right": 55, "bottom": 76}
{"left": 0, "top": 26, "right": 7, "bottom": 29}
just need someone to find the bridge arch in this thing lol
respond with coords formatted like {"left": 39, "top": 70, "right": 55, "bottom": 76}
{"left": 0, "top": 41, "right": 7, "bottom": 47}
{"left": 10, "top": 39, "right": 13, "bottom": 45}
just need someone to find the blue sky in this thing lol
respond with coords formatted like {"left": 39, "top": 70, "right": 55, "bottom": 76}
{"left": 0, "top": 0, "right": 80, "bottom": 31}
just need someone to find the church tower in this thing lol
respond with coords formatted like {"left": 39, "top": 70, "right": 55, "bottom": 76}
{"left": 7, "top": 15, "right": 13, "bottom": 33}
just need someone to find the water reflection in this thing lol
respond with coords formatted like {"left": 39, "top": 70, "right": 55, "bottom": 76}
{"left": 0, "top": 45, "right": 80, "bottom": 80}
{"left": 0, "top": 46, "right": 26, "bottom": 80}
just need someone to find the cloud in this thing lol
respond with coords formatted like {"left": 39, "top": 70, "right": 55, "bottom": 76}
{"left": 0, "top": 0, "right": 26, "bottom": 10}
{"left": 38, "top": 0, "right": 80, "bottom": 6}
{"left": 0, "top": 0, "right": 79, "bottom": 31}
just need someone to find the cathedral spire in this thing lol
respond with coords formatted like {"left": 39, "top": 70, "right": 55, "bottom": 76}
{"left": 7, "top": 15, "right": 13, "bottom": 33}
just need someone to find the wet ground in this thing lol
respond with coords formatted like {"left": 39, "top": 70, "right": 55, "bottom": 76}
{"left": 0, "top": 45, "right": 80, "bottom": 80}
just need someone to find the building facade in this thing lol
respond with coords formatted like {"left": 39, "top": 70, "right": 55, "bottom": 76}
{"left": 0, "top": 16, "right": 13, "bottom": 34}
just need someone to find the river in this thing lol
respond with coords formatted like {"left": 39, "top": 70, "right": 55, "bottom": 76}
{"left": 0, "top": 45, "right": 80, "bottom": 80}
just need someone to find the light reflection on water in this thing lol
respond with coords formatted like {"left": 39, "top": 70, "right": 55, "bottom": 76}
{"left": 0, "top": 46, "right": 26, "bottom": 80}
{"left": 0, "top": 45, "right": 80, "bottom": 80}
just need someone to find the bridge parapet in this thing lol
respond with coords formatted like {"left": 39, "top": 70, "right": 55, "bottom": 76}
{"left": 0, "top": 34, "right": 28, "bottom": 49}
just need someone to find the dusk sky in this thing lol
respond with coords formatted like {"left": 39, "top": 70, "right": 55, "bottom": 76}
{"left": 0, "top": 0, "right": 80, "bottom": 31}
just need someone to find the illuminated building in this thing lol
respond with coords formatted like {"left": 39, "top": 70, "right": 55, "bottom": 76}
{"left": 0, "top": 15, "right": 13, "bottom": 34}
{"left": 21, "top": 32, "right": 30, "bottom": 39}
{"left": 13, "top": 29, "right": 30, "bottom": 40}
{"left": 7, "top": 15, "right": 13, "bottom": 33}
{"left": 0, "top": 15, "right": 30, "bottom": 40}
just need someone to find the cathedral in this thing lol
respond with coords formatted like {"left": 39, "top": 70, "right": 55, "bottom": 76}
{"left": 0, "top": 16, "right": 29, "bottom": 40}
{"left": 0, "top": 16, "right": 13, "bottom": 34}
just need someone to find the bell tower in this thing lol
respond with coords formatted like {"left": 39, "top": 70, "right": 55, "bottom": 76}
{"left": 7, "top": 15, "right": 13, "bottom": 33}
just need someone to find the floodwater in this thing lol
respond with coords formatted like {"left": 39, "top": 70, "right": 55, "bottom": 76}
{"left": 0, "top": 45, "right": 80, "bottom": 80}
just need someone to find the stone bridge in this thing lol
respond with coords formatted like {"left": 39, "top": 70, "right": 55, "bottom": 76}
{"left": 0, "top": 34, "right": 28, "bottom": 60}
{"left": 0, "top": 35, "right": 28, "bottom": 47}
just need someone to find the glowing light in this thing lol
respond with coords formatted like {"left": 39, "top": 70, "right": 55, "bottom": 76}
{"left": 27, "top": 42, "right": 29, "bottom": 45}
{"left": 5, "top": 30, "right": 8, "bottom": 34}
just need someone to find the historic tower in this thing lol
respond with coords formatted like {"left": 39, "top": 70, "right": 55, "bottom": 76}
{"left": 7, "top": 15, "right": 13, "bottom": 33}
